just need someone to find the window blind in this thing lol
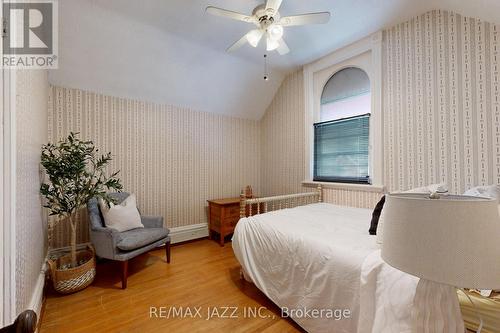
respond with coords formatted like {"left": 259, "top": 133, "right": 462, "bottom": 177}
{"left": 313, "top": 114, "right": 370, "bottom": 184}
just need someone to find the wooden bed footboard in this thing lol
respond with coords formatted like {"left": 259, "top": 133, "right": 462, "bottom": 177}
{"left": 239, "top": 185, "right": 322, "bottom": 218}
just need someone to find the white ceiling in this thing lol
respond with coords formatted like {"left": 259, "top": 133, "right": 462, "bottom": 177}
{"left": 49, "top": 0, "right": 500, "bottom": 120}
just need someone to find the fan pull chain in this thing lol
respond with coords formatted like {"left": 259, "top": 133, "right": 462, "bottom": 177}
{"left": 263, "top": 54, "right": 269, "bottom": 81}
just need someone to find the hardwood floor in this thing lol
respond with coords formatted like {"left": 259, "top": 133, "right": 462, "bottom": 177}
{"left": 39, "top": 239, "right": 304, "bottom": 333}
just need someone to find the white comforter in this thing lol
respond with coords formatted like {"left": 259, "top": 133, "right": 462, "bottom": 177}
{"left": 232, "top": 203, "right": 420, "bottom": 333}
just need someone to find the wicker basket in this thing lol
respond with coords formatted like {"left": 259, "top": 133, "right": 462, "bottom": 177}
{"left": 48, "top": 246, "right": 96, "bottom": 294}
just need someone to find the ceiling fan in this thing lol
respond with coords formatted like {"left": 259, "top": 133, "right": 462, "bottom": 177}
{"left": 205, "top": 0, "right": 331, "bottom": 55}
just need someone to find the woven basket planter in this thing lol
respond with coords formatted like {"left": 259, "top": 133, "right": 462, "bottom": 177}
{"left": 48, "top": 246, "right": 96, "bottom": 294}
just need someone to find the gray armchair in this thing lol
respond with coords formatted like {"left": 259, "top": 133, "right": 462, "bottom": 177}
{"left": 87, "top": 192, "right": 171, "bottom": 289}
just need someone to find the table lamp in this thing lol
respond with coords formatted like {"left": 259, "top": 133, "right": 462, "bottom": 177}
{"left": 381, "top": 193, "right": 500, "bottom": 333}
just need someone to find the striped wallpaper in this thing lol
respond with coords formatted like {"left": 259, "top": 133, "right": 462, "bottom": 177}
{"left": 15, "top": 70, "right": 48, "bottom": 313}
{"left": 48, "top": 86, "right": 261, "bottom": 247}
{"left": 260, "top": 71, "right": 307, "bottom": 196}
{"left": 384, "top": 10, "right": 500, "bottom": 194}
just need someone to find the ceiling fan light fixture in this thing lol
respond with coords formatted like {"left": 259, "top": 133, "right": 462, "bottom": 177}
{"left": 206, "top": 1, "right": 331, "bottom": 55}
{"left": 266, "top": 37, "right": 279, "bottom": 51}
{"left": 267, "top": 24, "right": 284, "bottom": 41}
{"left": 246, "top": 29, "right": 264, "bottom": 47}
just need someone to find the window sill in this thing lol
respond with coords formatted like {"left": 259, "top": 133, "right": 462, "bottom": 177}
{"left": 302, "top": 180, "right": 385, "bottom": 193}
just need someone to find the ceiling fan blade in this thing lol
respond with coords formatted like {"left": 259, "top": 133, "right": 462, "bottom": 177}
{"left": 279, "top": 12, "right": 331, "bottom": 26}
{"left": 226, "top": 33, "right": 249, "bottom": 53}
{"left": 276, "top": 38, "right": 290, "bottom": 55}
{"left": 206, "top": 6, "right": 255, "bottom": 23}
{"left": 265, "top": 0, "right": 283, "bottom": 12}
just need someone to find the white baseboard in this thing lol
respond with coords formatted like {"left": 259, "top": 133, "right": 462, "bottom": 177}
{"left": 28, "top": 260, "right": 47, "bottom": 327}
{"left": 169, "top": 223, "right": 208, "bottom": 244}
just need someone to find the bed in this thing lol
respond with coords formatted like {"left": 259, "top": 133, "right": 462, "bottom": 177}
{"left": 232, "top": 188, "right": 461, "bottom": 333}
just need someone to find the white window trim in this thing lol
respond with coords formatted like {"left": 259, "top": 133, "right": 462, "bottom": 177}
{"left": 302, "top": 180, "right": 385, "bottom": 192}
{"left": 303, "top": 31, "right": 383, "bottom": 189}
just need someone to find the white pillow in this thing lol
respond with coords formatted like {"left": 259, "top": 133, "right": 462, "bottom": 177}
{"left": 376, "top": 183, "right": 448, "bottom": 245}
{"left": 99, "top": 194, "right": 144, "bottom": 232}
{"left": 463, "top": 184, "right": 500, "bottom": 200}
{"left": 376, "top": 207, "right": 385, "bottom": 245}
{"left": 404, "top": 183, "right": 448, "bottom": 194}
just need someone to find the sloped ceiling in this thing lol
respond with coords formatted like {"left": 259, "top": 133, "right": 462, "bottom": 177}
{"left": 49, "top": 0, "right": 500, "bottom": 120}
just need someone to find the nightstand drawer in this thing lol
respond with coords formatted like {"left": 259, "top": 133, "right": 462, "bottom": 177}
{"left": 224, "top": 216, "right": 239, "bottom": 227}
{"left": 210, "top": 205, "right": 221, "bottom": 217}
{"left": 227, "top": 205, "right": 241, "bottom": 218}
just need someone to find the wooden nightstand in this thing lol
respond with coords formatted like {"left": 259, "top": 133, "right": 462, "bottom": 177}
{"left": 459, "top": 290, "right": 500, "bottom": 333}
{"left": 207, "top": 197, "right": 262, "bottom": 246}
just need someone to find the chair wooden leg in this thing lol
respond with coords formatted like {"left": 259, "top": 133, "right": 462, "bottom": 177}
{"left": 121, "top": 260, "right": 128, "bottom": 289}
{"left": 166, "top": 241, "right": 171, "bottom": 263}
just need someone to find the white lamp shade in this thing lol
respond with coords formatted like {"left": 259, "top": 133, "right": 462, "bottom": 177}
{"left": 266, "top": 36, "right": 279, "bottom": 51}
{"left": 381, "top": 193, "right": 500, "bottom": 289}
{"left": 246, "top": 29, "right": 264, "bottom": 47}
{"left": 268, "top": 24, "right": 284, "bottom": 41}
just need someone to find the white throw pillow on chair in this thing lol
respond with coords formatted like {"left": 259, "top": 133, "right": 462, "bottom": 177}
{"left": 99, "top": 194, "right": 144, "bottom": 232}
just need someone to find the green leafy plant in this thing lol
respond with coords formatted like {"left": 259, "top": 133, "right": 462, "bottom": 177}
{"left": 40, "top": 132, "right": 122, "bottom": 268}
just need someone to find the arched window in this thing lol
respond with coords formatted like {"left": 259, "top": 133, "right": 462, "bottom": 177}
{"left": 314, "top": 67, "right": 371, "bottom": 183}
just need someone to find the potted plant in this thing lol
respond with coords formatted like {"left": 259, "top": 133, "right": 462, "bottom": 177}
{"left": 40, "top": 132, "right": 122, "bottom": 294}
